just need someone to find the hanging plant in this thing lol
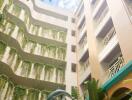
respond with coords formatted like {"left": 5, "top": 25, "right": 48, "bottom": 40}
{"left": 27, "top": 88, "right": 40, "bottom": 100}
{"left": 4, "top": 81, "right": 14, "bottom": 99}
{"left": 47, "top": 45, "right": 56, "bottom": 58}
{"left": 7, "top": 47, "right": 16, "bottom": 65}
{"left": 57, "top": 47, "right": 66, "bottom": 60}
{"left": 59, "top": 31, "right": 66, "bottom": 42}
{"left": 22, "top": 37, "right": 28, "bottom": 48}
{"left": 52, "top": 29, "right": 58, "bottom": 39}
{"left": 0, "top": 75, "right": 8, "bottom": 91}
{"left": 34, "top": 63, "right": 43, "bottom": 80}
{"left": 0, "top": 0, "right": 4, "bottom": 9}
{"left": 0, "top": 41, "right": 6, "bottom": 59}
{"left": 41, "top": 90, "right": 50, "bottom": 100}
{"left": 13, "top": 85, "right": 27, "bottom": 100}
{"left": 44, "top": 64, "right": 54, "bottom": 81}
{"left": 21, "top": 61, "right": 31, "bottom": 77}
{"left": 41, "top": 44, "right": 47, "bottom": 56}
{"left": 13, "top": 54, "right": 21, "bottom": 72}
{"left": 13, "top": 5, "right": 21, "bottom": 17}
{"left": 8, "top": 0, "right": 13, "bottom": 6}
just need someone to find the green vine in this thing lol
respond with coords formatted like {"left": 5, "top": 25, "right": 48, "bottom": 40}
{"left": 13, "top": 85, "right": 26, "bottom": 100}
{"left": 27, "top": 88, "right": 40, "bottom": 100}
{"left": 0, "top": 41, "right": 6, "bottom": 59}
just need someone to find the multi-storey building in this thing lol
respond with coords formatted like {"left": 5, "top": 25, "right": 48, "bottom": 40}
{"left": 0, "top": 0, "right": 132, "bottom": 100}
{"left": 0, "top": 0, "right": 77, "bottom": 99}
{"left": 75, "top": 0, "right": 132, "bottom": 99}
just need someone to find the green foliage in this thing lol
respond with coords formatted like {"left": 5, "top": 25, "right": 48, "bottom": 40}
{"left": 13, "top": 85, "right": 26, "bottom": 100}
{"left": 27, "top": 88, "right": 40, "bottom": 100}
{"left": 84, "top": 78, "right": 107, "bottom": 100}
{"left": 0, "top": 0, "right": 4, "bottom": 9}
{"left": 0, "top": 13, "right": 4, "bottom": 24}
{"left": 21, "top": 61, "right": 31, "bottom": 77}
{"left": 34, "top": 63, "right": 43, "bottom": 79}
{"left": 0, "top": 75, "right": 8, "bottom": 92}
{"left": 71, "top": 86, "right": 79, "bottom": 100}
{"left": 14, "top": 55, "right": 21, "bottom": 71}
{"left": 0, "top": 41, "right": 6, "bottom": 55}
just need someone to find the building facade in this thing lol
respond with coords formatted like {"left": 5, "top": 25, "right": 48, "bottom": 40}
{"left": 75, "top": 0, "right": 132, "bottom": 99}
{"left": 0, "top": 0, "right": 132, "bottom": 100}
{"left": 0, "top": 0, "right": 77, "bottom": 99}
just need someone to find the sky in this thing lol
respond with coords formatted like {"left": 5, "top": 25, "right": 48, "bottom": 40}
{"left": 40, "top": 0, "right": 81, "bottom": 11}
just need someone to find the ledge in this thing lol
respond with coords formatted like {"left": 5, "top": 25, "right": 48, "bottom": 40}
{"left": 4, "top": 8, "right": 67, "bottom": 47}
{"left": 0, "top": 61, "right": 65, "bottom": 91}
{"left": 0, "top": 32, "right": 66, "bottom": 68}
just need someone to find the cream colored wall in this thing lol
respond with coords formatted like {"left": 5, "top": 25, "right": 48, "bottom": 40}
{"left": 83, "top": 0, "right": 102, "bottom": 81}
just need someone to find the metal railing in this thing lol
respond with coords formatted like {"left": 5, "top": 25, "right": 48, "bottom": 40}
{"left": 91, "top": 0, "right": 100, "bottom": 12}
{"left": 79, "top": 35, "right": 87, "bottom": 55}
{"left": 107, "top": 55, "right": 124, "bottom": 78}
{"left": 94, "top": 6, "right": 109, "bottom": 27}
{"left": 102, "top": 27, "right": 116, "bottom": 46}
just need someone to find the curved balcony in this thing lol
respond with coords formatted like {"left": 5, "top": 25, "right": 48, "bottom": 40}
{"left": 0, "top": 41, "right": 65, "bottom": 85}
{"left": 0, "top": 74, "right": 64, "bottom": 99}
{"left": 4, "top": 4, "right": 67, "bottom": 44}
{"left": 14, "top": 0, "right": 69, "bottom": 28}
{"left": 0, "top": 20, "right": 66, "bottom": 63}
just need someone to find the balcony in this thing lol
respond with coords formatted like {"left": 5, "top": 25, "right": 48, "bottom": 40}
{"left": 78, "top": 27, "right": 87, "bottom": 43}
{"left": 79, "top": 60, "right": 91, "bottom": 84}
{"left": 102, "top": 27, "right": 116, "bottom": 46}
{"left": 79, "top": 35, "right": 89, "bottom": 62}
{"left": 0, "top": 74, "right": 65, "bottom": 99}
{"left": 90, "top": 0, "right": 100, "bottom": 12}
{"left": 92, "top": 0, "right": 106, "bottom": 18}
{"left": 6, "top": 4, "right": 67, "bottom": 43}
{"left": 107, "top": 55, "right": 125, "bottom": 79}
{"left": 78, "top": 22, "right": 86, "bottom": 36}
{"left": 94, "top": 6, "right": 109, "bottom": 28}
{"left": 0, "top": 41, "right": 65, "bottom": 84}
{"left": 99, "top": 34, "right": 118, "bottom": 62}
{"left": 95, "top": 11, "right": 112, "bottom": 37}
{"left": 0, "top": 20, "right": 67, "bottom": 61}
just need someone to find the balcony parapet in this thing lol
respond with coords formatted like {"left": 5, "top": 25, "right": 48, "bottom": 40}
{"left": 107, "top": 55, "right": 125, "bottom": 79}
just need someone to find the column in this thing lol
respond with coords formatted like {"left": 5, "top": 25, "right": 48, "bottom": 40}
{"left": 29, "top": 63, "right": 34, "bottom": 78}
{"left": 1, "top": 46, "right": 11, "bottom": 64}
{"left": 11, "top": 26, "right": 19, "bottom": 39}
{"left": 40, "top": 66, "right": 45, "bottom": 81}
{"left": 11, "top": 54, "right": 17, "bottom": 71}
{"left": 19, "top": 9, "right": 25, "bottom": 21}
{"left": 15, "top": 60, "right": 23, "bottom": 76}
{"left": 0, "top": 82, "right": 8, "bottom": 100}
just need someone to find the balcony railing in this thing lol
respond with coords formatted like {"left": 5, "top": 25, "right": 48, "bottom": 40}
{"left": 90, "top": 0, "right": 100, "bottom": 12}
{"left": 80, "top": 60, "right": 89, "bottom": 75}
{"left": 79, "top": 22, "right": 86, "bottom": 36}
{"left": 0, "top": 74, "right": 54, "bottom": 100}
{"left": 79, "top": 35, "right": 87, "bottom": 55}
{"left": 0, "top": 41, "right": 65, "bottom": 84}
{"left": 6, "top": 4, "right": 67, "bottom": 43}
{"left": 107, "top": 55, "right": 124, "bottom": 78}
{"left": 94, "top": 6, "right": 109, "bottom": 28}
{"left": 0, "top": 20, "right": 66, "bottom": 61}
{"left": 102, "top": 27, "right": 116, "bottom": 46}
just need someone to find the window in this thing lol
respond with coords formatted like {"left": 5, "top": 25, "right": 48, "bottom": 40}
{"left": 72, "top": 30, "right": 76, "bottom": 36}
{"left": 72, "top": 18, "right": 75, "bottom": 23}
{"left": 71, "top": 63, "right": 76, "bottom": 72}
{"left": 71, "top": 45, "right": 76, "bottom": 52}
